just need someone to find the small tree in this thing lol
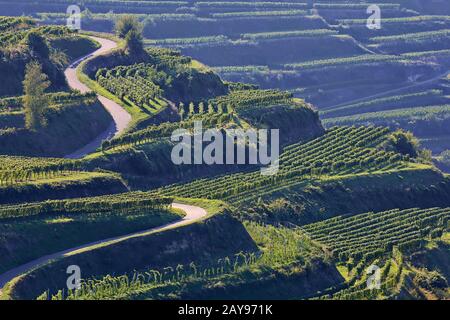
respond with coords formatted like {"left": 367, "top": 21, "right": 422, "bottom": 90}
{"left": 198, "top": 102, "right": 205, "bottom": 113}
{"left": 114, "top": 15, "right": 142, "bottom": 39}
{"left": 179, "top": 108, "right": 185, "bottom": 121}
{"left": 188, "top": 102, "right": 195, "bottom": 115}
{"left": 23, "top": 61, "right": 50, "bottom": 130}
{"left": 383, "top": 129, "right": 420, "bottom": 158}
{"left": 178, "top": 102, "right": 185, "bottom": 113}
{"left": 125, "top": 28, "right": 144, "bottom": 56}
{"left": 115, "top": 15, "right": 145, "bottom": 55}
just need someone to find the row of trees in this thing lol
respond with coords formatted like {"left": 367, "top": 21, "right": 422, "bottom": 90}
{"left": 178, "top": 101, "right": 233, "bottom": 120}
{"left": 211, "top": 89, "right": 293, "bottom": 110}
{"left": 0, "top": 195, "right": 174, "bottom": 220}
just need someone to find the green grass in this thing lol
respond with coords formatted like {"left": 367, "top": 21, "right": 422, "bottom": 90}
{"left": 173, "top": 197, "right": 228, "bottom": 217}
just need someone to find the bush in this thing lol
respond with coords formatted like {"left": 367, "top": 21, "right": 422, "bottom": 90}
{"left": 415, "top": 270, "right": 448, "bottom": 290}
{"left": 382, "top": 129, "right": 420, "bottom": 158}
{"left": 114, "top": 15, "right": 143, "bottom": 39}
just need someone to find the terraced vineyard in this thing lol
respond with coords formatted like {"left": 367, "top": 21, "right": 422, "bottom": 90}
{"left": 323, "top": 105, "right": 450, "bottom": 127}
{"left": 52, "top": 0, "right": 446, "bottom": 157}
{"left": 211, "top": 89, "right": 293, "bottom": 109}
{"left": 0, "top": 0, "right": 449, "bottom": 303}
{"left": 157, "top": 126, "right": 411, "bottom": 203}
{"left": 0, "top": 192, "right": 173, "bottom": 220}
{"left": 303, "top": 207, "right": 450, "bottom": 260}
{"left": 320, "top": 90, "right": 448, "bottom": 118}
{"left": 46, "top": 221, "right": 323, "bottom": 300}
{"left": 96, "top": 64, "right": 165, "bottom": 113}
{"left": 305, "top": 206, "right": 450, "bottom": 300}
{"left": 0, "top": 191, "right": 181, "bottom": 276}
{"left": 0, "top": 156, "right": 81, "bottom": 185}
{"left": 369, "top": 29, "right": 450, "bottom": 53}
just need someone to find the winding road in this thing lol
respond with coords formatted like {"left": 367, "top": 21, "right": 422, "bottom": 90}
{"left": 0, "top": 203, "right": 208, "bottom": 292}
{"left": 64, "top": 36, "right": 132, "bottom": 159}
{"left": 0, "top": 38, "right": 209, "bottom": 295}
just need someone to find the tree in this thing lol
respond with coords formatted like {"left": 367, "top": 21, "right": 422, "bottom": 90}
{"left": 383, "top": 129, "right": 420, "bottom": 158}
{"left": 198, "top": 102, "right": 205, "bottom": 113}
{"left": 114, "top": 15, "right": 145, "bottom": 55}
{"left": 188, "top": 102, "right": 195, "bottom": 115}
{"left": 23, "top": 62, "right": 50, "bottom": 130}
{"left": 115, "top": 15, "right": 141, "bottom": 39}
{"left": 124, "top": 28, "right": 144, "bottom": 56}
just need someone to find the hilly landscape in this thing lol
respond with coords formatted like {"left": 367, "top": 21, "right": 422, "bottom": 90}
{"left": 0, "top": 0, "right": 449, "bottom": 303}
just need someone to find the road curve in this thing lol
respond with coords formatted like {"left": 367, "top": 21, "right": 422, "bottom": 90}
{"left": 0, "top": 203, "right": 208, "bottom": 293}
{"left": 64, "top": 36, "right": 131, "bottom": 159}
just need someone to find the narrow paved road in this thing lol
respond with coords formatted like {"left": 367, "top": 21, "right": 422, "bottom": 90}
{"left": 0, "top": 37, "right": 211, "bottom": 295}
{"left": 0, "top": 203, "right": 207, "bottom": 293}
{"left": 64, "top": 36, "right": 131, "bottom": 158}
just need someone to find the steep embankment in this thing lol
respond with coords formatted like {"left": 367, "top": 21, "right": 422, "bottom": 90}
{"left": 0, "top": 100, "right": 112, "bottom": 157}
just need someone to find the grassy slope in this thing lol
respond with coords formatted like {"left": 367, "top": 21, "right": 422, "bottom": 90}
{"left": 49, "top": 35, "right": 101, "bottom": 64}
{"left": 0, "top": 100, "right": 113, "bottom": 157}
